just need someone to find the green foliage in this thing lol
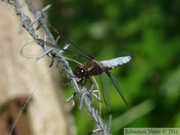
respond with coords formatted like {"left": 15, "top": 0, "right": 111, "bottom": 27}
{"left": 44, "top": 0, "right": 180, "bottom": 134}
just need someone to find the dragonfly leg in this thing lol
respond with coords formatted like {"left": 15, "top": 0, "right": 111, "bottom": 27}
{"left": 76, "top": 77, "right": 91, "bottom": 88}
{"left": 77, "top": 78, "right": 85, "bottom": 88}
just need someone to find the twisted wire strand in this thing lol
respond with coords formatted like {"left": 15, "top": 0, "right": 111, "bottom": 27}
{"left": 1, "top": 0, "right": 112, "bottom": 134}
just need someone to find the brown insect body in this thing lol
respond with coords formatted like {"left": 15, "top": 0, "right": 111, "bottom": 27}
{"left": 75, "top": 60, "right": 106, "bottom": 78}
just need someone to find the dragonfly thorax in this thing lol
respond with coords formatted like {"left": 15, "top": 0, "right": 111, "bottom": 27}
{"left": 75, "top": 60, "right": 106, "bottom": 79}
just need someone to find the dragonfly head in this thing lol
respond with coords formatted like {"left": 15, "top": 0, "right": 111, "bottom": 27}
{"left": 74, "top": 67, "right": 87, "bottom": 78}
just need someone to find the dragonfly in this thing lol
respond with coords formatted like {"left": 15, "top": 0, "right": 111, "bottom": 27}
{"left": 74, "top": 55, "right": 132, "bottom": 110}
{"left": 36, "top": 37, "right": 132, "bottom": 110}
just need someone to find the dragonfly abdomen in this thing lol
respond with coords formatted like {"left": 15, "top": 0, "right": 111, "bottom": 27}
{"left": 100, "top": 56, "right": 132, "bottom": 70}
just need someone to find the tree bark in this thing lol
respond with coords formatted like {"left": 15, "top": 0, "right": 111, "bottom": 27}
{"left": 0, "top": 2, "right": 71, "bottom": 135}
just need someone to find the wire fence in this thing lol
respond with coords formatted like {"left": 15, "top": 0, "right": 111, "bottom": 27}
{"left": 1, "top": 0, "right": 112, "bottom": 134}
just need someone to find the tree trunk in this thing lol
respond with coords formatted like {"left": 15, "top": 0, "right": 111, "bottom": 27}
{"left": 0, "top": 2, "right": 72, "bottom": 135}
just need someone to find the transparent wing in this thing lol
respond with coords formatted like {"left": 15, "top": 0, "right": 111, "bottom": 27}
{"left": 36, "top": 39, "right": 91, "bottom": 60}
{"left": 100, "top": 56, "right": 132, "bottom": 69}
{"left": 105, "top": 70, "right": 130, "bottom": 109}
{"left": 99, "top": 72, "right": 110, "bottom": 111}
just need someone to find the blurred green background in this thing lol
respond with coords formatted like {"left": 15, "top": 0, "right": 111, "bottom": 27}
{"left": 44, "top": 0, "right": 180, "bottom": 135}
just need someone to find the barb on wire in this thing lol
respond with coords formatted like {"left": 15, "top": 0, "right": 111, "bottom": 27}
{"left": 1, "top": 0, "right": 112, "bottom": 134}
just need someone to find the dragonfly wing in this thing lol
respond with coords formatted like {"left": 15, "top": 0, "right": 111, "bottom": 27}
{"left": 36, "top": 39, "right": 71, "bottom": 56}
{"left": 36, "top": 39, "right": 92, "bottom": 60}
{"left": 100, "top": 56, "right": 132, "bottom": 69}
{"left": 99, "top": 72, "right": 110, "bottom": 111}
{"left": 36, "top": 39, "right": 61, "bottom": 49}
{"left": 105, "top": 70, "right": 130, "bottom": 109}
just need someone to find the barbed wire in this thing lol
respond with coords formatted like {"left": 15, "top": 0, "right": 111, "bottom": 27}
{"left": 1, "top": 0, "right": 112, "bottom": 134}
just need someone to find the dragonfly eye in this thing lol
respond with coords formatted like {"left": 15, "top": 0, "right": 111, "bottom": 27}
{"left": 75, "top": 67, "right": 86, "bottom": 78}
